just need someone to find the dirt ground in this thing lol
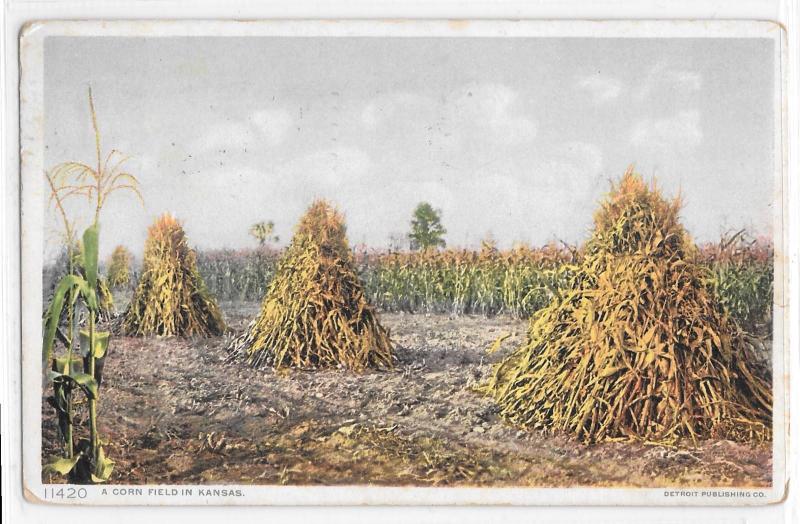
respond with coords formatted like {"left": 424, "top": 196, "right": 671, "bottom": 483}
{"left": 41, "top": 301, "right": 772, "bottom": 487}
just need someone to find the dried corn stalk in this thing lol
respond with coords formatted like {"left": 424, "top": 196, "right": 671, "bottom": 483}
{"left": 229, "top": 200, "right": 394, "bottom": 371}
{"left": 106, "top": 245, "right": 133, "bottom": 289}
{"left": 481, "top": 169, "right": 772, "bottom": 444}
{"left": 123, "top": 213, "right": 224, "bottom": 336}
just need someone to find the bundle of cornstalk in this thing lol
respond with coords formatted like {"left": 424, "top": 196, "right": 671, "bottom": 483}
{"left": 123, "top": 213, "right": 225, "bottom": 336}
{"left": 106, "top": 244, "right": 133, "bottom": 288}
{"left": 481, "top": 170, "right": 772, "bottom": 444}
{"left": 229, "top": 200, "right": 394, "bottom": 371}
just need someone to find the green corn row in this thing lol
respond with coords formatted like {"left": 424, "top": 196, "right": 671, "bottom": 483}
{"left": 189, "top": 240, "right": 772, "bottom": 326}
{"left": 698, "top": 231, "right": 774, "bottom": 333}
{"left": 358, "top": 246, "right": 576, "bottom": 318}
{"left": 710, "top": 263, "right": 773, "bottom": 332}
{"left": 197, "top": 248, "right": 279, "bottom": 302}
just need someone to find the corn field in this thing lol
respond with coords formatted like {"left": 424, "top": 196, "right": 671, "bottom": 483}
{"left": 196, "top": 248, "right": 279, "bottom": 302}
{"left": 195, "top": 245, "right": 577, "bottom": 317}
{"left": 698, "top": 232, "right": 774, "bottom": 333}
{"left": 42, "top": 237, "right": 773, "bottom": 333}
{"left": 359, "top": 245, "right": 576, "bottom": 317}
{"left": 188, "top": 239, "right": 772, "bottom": 329}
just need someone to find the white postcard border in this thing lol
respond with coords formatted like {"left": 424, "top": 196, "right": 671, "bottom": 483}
{"left": 18, "top": 18, "right": 789, "bottom": 506}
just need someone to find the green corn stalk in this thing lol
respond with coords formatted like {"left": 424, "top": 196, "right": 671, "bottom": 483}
{"left": 43, "top": 86, "right": 140, "bottom": 484}
{"left": 43, "top": 171, "right": 79, "bottom": 459}
{"left": 357, "top": 246, "right": 573, "bottom": 318}
{"left": 43, "top": 224, "right": 114, "bottom": 483}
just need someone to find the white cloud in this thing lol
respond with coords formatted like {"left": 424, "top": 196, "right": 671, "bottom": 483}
{"left": 136, "top": 146, "right": 373, "bottom": 251}
{"left": 421, "top": 141, "right": 606, "bottom": 248}
{"left": 361, "top": 83, "right": 537, "bottom": 149}
{"left": 558, "top": 141, "right": 604, "bottom": 174}
{"left": 630, "top": 109, "right": 703, "bottom": 148}
{"left": 195, "top": 122, "right": 254, "bottom": 152}
{"left": 193, "top": 109, "right": 294, "bottom": 154}
{"left": 282, "top": 146, "right": 372, "bottom": 189}
{"left": 534, "top": 142, "right": 605, "bottom": 198}
{"left": 452, "top": 83, "right": 537, "bottom": 145}
{"left": 635, "top": 63, "right": 703, "bottom": 102}
{"left": 360, "top": 92, "right": 432, "bottom": 130}
{"left": 250, "top": 109, "right": 293, "bottom": 145}
{"left": 576, "top": 75, "right": 623, "bottom": 103}
{"left": 361, "top": 102, "right": 379, "bottom": 129}
{"left": 666, "top": 70, "right": 702, "bottom": 91}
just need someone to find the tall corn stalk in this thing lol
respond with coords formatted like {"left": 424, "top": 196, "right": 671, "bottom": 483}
{"left": 42, "top": 86, "right": 142, "bottom": 483}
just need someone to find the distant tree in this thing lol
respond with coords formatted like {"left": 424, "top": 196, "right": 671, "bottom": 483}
{"left": 249, "top": 221, "right": 279, "bottom": 246}
{"left": 408, "top": 202, "right": 446, "bottom": 251}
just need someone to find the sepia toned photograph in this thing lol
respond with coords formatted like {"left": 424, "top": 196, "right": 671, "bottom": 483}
{"left": 19, "top": 20, "right": 786, "bottom": 505}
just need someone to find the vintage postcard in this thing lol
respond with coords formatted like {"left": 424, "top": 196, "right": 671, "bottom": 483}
{"left": 19, "top": 19, "right": 787, "bottom": 505}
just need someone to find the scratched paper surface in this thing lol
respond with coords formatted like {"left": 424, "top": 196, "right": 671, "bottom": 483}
{"left": 19, "top": 19, "right": 787, "bottom": 505}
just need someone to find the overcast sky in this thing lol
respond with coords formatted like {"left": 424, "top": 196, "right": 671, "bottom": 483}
{"left": 43, "top": 36, "right": 775, "bottom": 259}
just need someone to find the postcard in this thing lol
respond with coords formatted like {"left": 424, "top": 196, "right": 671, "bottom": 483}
{"left": 18, "top": 19, "right": 787, "bottom": 505}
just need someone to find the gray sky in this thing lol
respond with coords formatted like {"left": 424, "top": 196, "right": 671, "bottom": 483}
{"left": 44, "top": 36, "right": 775, "bottom": 260}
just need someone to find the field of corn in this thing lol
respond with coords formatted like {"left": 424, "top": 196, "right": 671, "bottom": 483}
{"left": 39, "top": 87, "right": 775, "bottom": 490}
{"left": 39, "top": 99, "right": 774, "bottom": 487}
{"left": 191, "top": 235, "right": 773, "bottom": 333}
{"left": 41, "top": 230, "right": 774, "bottom": 486}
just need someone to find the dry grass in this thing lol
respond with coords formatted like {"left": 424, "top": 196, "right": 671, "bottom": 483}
{"left": 481, "top": 169, "right": 772, "bottom": 445}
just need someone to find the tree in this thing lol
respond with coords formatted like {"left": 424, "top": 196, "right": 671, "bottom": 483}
{"left": 408, "top": 202, "right": 446, "bottom": 251}
{"left": 249, "top": 220, "right": 279, "bottom": 246}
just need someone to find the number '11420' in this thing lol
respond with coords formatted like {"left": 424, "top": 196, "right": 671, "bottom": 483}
{"left": 43, "top": 487, "right": 87, "bottom": 499}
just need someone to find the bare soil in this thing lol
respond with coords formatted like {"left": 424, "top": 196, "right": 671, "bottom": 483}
{"left": 42, "top": 301, "right": 772, "bottom": 487}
